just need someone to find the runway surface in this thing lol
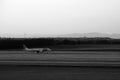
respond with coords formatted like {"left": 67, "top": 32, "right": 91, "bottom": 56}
{"left": 0, "top": 50, "right": 120, "bottom": 66}
{"left": 0, "top": 51, "right": 120, "bottom": 80}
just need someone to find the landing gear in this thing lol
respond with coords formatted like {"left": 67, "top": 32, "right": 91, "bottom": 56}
{"left": 36, "top": 51, "right": 40, "bottom": 53}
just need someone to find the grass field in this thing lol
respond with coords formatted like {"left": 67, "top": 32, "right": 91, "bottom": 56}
{"left": 51, "top": 44, "right": 120, "bottom": 51}
{"left": 0, "top": 66, "right": 120, "bottom": 80}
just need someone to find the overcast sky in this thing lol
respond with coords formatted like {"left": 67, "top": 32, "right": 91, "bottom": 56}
{"left": 0, "top": 0, "right": 120, "bottom": 35}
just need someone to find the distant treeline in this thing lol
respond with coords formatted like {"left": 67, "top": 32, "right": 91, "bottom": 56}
{"left": 0, "top": 37, "right": 120, "bottom": 49}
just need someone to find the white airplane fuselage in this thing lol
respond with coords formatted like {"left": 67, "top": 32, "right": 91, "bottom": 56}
{"left": 23, "top": 45, "right": 51, "bottom": 53}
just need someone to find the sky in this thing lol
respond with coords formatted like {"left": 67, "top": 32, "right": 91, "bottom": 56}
{"left": 0, "top": 0, "right": 120, "bottom": 35}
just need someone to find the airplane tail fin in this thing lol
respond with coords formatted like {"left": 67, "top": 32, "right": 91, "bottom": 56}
{"left": 23, "top": 44, "right": 29, "bottom": 50}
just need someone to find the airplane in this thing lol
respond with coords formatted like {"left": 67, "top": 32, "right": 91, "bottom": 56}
{"left": 23, "top": 44, "right": 52, "bottom": 53}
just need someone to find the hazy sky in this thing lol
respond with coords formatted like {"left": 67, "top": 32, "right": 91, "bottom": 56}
{"left": 0, "top": 0, "right": 120, "bottom": 35}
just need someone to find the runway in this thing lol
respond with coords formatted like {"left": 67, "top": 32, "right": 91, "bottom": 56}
{"left": 0, "top": 51, "right": 120, "bottom": 80}
{"left": 0, "top": 50, "right": 120, "bottom": 67}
